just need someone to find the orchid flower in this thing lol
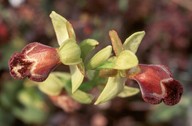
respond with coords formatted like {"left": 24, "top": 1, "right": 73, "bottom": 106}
{"left": 9, "top": 42, "right": 60, "bottom": 82}
{"left": 128, "top": 64, "right": 183, "bottom": 105}
{"left": 8, "top": 11, "right": 183, "bottom": 109}
{"left": 91, "top": 30, "right": 183, "bottom": 105}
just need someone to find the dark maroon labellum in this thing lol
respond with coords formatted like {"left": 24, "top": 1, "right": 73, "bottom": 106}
{"left": 129, "top": 64, "right": 183, "bottom": 105}
{"left": 9, "top": 42, "right": 60, "bottom": 82}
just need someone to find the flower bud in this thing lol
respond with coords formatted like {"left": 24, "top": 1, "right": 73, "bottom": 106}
{"left": 9, "top": 42, "right": 60, "bottom": 82}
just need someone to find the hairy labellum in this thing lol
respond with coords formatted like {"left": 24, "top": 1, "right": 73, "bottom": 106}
{"left": 9, "top": 42, "right": 60, "bottom": 82}
{"left": 129, "top": 64, "right": 183, "bottom": 105}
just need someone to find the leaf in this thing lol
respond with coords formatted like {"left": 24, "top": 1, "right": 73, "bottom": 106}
{"left": 94, "top": 76, "right": 125, "bottom": 105}
{"left": 118, "top": 86, "right": 140, "bottom": 98}
{"left": 0, "top": 80, "right": 22, "bottom": 108}
{"left": 109, "top": 30, "right": 123, "bottom": 56}
{"left": 123, "top": 31, "right": 145, "bottom": 53}
{"left": 13, "top": 87, "right": 48, "bottom": 124}
{"left": 0, "top": 108, "right": 15, "bottom": 126}
{"left": 80, "top": 39, "right": 99, "bottom": 60}
{"left": 70, "top": 65, "right": 84, "bottom": 93}
{"left": 114, "top": 50, "right": 138, "bottom": 70}
{"left": 13, "top": 107, "right": 48, "bottom": 124}
{"left": 58, "top": 39, "right": 82, "bottom": 65}
{"left": 50, "top": 11, "right": 75, "bottom": 46}
{"left": 87, "top": 45, "right": 112, "bottom": 69}
{"left": 18, "top": 87, "right": 44, "bottom": 107}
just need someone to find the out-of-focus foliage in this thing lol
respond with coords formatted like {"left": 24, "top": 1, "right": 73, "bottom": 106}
{"left": 0, "top": 79, "right": 50, "bottom": 125}
{"left": 149, "top": 95, "right": 191, "bottom": 123}
{"left": 0, "top": 0, "right": 192, "bottom": 126}
{"left": 0, "top": 37, "right": 24, "bottom": 69}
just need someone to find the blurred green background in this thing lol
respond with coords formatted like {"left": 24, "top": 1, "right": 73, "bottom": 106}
{"left": 0, "top": 0, "right": 192, "bottom": 126}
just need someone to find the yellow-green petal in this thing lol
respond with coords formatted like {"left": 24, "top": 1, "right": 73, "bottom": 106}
{"left": 123, "top": 31, "right": 145, "bottom": 53}
{"left": 87, "top": 45, "right": 112, "bottom": 69}
{"left": 70, "top": 65, "right": 84, "bottom": 93}
{"left": 114, "top": 50, "right": 138, "bottom": 70}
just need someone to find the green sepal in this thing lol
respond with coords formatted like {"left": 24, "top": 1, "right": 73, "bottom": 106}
{"left": 94, "top": 75, "right": 125, "bottom": 105}
{"left": 80, "top": 39, "right": 99, "bottom": 60}
{"left": 58, "top": 39, "right": 82, "bottom": 65}
{"left": 37, "top": 74, "right": 63, "bottom": 96}
{"left": 66, "top": 21, "right": 76, "bottom": 39}
{"left": 109, "top": 30, "right": 123, "bottom": 56}
{"left": 118, "top": 86, "right": 140, "bottom": 98}
{"left": 70, "top": 90, "right": 93, "bottom": 104}
{"left": 70, "top": 64, "right": 84, "bottom": 93}
{"left": 114, "top": 50, "right": 138, "bottom": 70}
{"left": 87, "top": 45, "right": 112, "bottom": 69}
{"left": 50, "top": 11, "right": 75, "bottom": 46}
{"left": 123, "top": 31, "right": 145, "bottom": 53}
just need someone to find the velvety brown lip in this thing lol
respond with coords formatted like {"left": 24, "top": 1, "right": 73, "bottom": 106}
{"left": 129, "top": 64, "right": 183, "bottom": 105}
{"left": 9, "top": 42, "right": 60, "bottom": 82}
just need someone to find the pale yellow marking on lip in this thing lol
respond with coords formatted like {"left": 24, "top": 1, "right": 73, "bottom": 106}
{"left": 24, "top": 44, "right": 41, "bottom": 78}
{"left": 136, "top": 65, "right": 168, "bottom": 99}
{"left": 152, "top": 80, "right": 166, "bottom": 98}
{"left": 12, "top": 64, "right": 24, "bottom": 78}
{"left": 151, "top": 65, "right": 170, "bottom": 98}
